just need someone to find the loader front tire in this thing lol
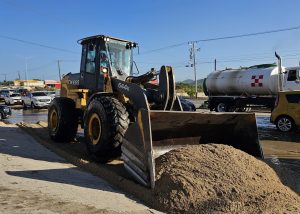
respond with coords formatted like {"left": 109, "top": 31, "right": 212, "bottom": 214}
{"left": 48, "top": 97, "right": 78, "bottom": 142}
{"left": 84, "top": 96, "right": 129, "bottom": 163}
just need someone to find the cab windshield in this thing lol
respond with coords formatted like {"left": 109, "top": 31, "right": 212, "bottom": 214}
{"left": 106, "top": 40, "right": 132, "bottom": 76}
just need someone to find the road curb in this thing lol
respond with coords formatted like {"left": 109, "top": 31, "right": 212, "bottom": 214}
{"left": 17, "top": 122, "right": 155, "bottom": 211}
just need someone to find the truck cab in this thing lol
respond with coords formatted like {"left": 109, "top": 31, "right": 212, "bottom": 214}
{"left": 283, "top": 67, "right": 300, "bottom": 91}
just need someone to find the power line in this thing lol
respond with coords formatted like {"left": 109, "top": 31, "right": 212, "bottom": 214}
{"left": 27, "top": 61, "right": 56, "bottom": 72}
{"left": 140, "top": 25, "right": 300, "bottom": 54}
{"left": 195, "top": 25, "right": 300, "bottom": 42}
{"left": 139, "top": 42, "right": 187, "bottom": 54}
{"left": 0, "top": 35, "right": 78, "bottom": 54}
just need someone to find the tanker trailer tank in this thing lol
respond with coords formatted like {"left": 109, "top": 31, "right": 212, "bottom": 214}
{"left": 203, "top": 55, "right": 300, "bottom": 112}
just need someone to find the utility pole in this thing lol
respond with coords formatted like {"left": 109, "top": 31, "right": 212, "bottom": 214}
{"left": 25, "top": 57, "right": 28, "bottom": 81}
{"left": 0, "top": 74, "right": 7, "bottom": 82}
{"left": 187, "top": 41, "right": 200, "bottom": 98}
{"left": 214, "top": 59, "right": 217, "bottom": 71}
{"left": 17, "top": 56, "right": 32, "bottom": 81}
{"left": 57, "top": 60, "right": 61, "bottom": 81}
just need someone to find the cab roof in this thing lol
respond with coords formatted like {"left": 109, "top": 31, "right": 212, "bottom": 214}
{"left": 77, "top": 35, "right": 134, "bottom": 45}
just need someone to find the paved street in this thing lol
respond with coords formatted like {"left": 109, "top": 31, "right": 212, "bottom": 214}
{"left": 0, "top": 121, "right": 161, "bottom": 214}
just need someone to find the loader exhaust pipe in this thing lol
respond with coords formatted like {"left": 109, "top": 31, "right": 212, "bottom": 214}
{"left": 275, "top": 52, "right": 283, "bottom": 92}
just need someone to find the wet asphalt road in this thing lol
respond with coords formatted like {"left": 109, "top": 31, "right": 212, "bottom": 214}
{"left": 8, "top": 108, "right": 48, "bottom": 124}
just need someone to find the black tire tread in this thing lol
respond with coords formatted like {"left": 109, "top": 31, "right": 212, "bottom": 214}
{"left": 48, "top": 97, "right": 78, "bottom": 142}
{"left": 84, "top": 96, "right": 129, "bottom": 162}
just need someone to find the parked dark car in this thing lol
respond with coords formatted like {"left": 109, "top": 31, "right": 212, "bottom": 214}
{"left": 0, "top": 90, "right": 9, "bottom": 101}
{"left": 0, "top": 104, "right": 12, "bottom": 120}
{"left": 179, "top": 97, "right": 196, "bottom": 111}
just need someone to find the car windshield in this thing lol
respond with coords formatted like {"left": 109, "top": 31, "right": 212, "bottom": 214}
{"left": 106, "top": 40, "right": 132, "bottom": 76}
{"left": 32, "top": 92, "right": 47, "bottom": 97}
{"left": 1, "top": 90, "right": 9, "bottom": 94}
{"left": 11, "top": 94, "right": 20, "bottom": 97}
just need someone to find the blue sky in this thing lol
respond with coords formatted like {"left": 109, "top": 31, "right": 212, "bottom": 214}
{"left": 1, "top": 0, "right": 300, "bottom": 81}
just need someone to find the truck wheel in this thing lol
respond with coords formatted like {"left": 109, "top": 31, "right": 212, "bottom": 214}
{"left": 276, "top": 116, "right": 295, "bottom": 132}
{"left": 245, "top": 107, "right": 252, "bottom": 112}
{"left": 48, "top": 97, "right": 78, "bottom": 142}
{"left": 84, "top": 96, "right": 129, "bottom": 163}
{"left": 216, "top": 103, "right": 227, "bottom": 112}
{"left": 236, "top": 106, "right": 246, "bottom": 112}
{"left": 31, "top": 102, "right": 36, "bottom": 109}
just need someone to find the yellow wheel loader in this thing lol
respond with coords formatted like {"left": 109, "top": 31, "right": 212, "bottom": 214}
{"left": 48, "top": 35, "right": 263, "bottom": 188}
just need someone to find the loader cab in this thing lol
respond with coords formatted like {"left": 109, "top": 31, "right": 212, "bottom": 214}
{"left": 79, "top": 35, "right": 137, "bottom": 92}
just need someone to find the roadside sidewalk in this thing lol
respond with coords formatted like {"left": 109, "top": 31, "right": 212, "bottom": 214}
{"left": 0, "top": 122, "right": 160, "bottom": 214}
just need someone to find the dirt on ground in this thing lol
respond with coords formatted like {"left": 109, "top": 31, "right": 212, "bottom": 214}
{"left": 152, "top": 144, "right": 300, "bottom": 214}
{"left": 0, "top": 185, "right": 118, "bottom": 214}
{"left": 18, "top": 122, "right": 300, "bottom": 214}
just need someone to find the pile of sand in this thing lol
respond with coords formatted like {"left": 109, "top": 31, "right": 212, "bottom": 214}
{"left": 152, "top": 144, "right": 300, "bottom": 214}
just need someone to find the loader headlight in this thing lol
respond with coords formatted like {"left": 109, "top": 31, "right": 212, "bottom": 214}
{"left": 101, "top": 67, "right": 108, "bottom": 73}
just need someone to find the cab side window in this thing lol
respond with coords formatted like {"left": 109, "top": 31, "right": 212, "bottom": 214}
{"left": 287, "top": 70, "right": 297, "bottom": 81}
{"left": 286, "top": 94, "right": 300, "bottom": 103}
{"left": 86, "top": 43, "right": 96, "bottom": 73}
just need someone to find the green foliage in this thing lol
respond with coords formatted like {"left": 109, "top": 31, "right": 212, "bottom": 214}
{"left": 0, "top": 81, "right": 14, "bottom": 86}
{"left": 176, "top": 82, "right": 203, "bottom": 97}
{"left": 35, "top": 86, "right": 46, "bottom": 91}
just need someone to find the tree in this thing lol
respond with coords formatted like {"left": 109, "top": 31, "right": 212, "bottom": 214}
{"left": 0, "top": 81, "right": 14, "bottom": 86}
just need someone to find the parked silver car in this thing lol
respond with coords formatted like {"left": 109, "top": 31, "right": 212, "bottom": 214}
{"left": 4, "top": 93, "right": 22, "bottom": 105}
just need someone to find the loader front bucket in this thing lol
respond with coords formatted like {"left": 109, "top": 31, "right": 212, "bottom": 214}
{"left": 121, "top": 110, "right": 263, "bottom": 189}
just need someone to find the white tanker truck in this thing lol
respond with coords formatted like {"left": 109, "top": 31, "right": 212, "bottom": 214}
{"left": 203, "top": 54, "right": 300, "bottom": 112}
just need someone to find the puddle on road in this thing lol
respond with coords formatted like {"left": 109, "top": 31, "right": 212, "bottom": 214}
{"left": 257, "top": 116, "right": 300, "bottom": 194}
{"left": 7, "top": 109, "right": 48, "bottom": 124}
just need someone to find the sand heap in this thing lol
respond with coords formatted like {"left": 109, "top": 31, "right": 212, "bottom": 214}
{"left": 152, "top": 144, "right": 300, "bottom": 214}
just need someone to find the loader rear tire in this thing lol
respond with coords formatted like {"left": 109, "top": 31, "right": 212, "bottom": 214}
{"left": 84, "top": 96, "right": 129, "bottom": 163}
{"left": 48, "top": 97, "right": 78, "bottom": 142}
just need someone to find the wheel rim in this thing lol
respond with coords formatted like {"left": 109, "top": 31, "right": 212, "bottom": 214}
{"left": 217, "top": 103, "right": 226, "bottom": 112}
{"left": 88, "top": 113, "right": 101, "bottom": 145}
{"left": 278, "top": 117, "right": 292, "bottom": 132}
{"left": 50, "top": 109, "right": 58, "bottom": 132}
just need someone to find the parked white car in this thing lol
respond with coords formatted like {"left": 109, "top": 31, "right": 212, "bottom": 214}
{"left": 4, "top": 93, "right": 22, "bottom": 105}
{"left": 44, "top": 91, "right": 56, "bottom": 100}
{"left": 8, "top": 89, "right": 17, "bottom": 95}
{"left": 22, "top": 91, "right": 52, "bottom": 109}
